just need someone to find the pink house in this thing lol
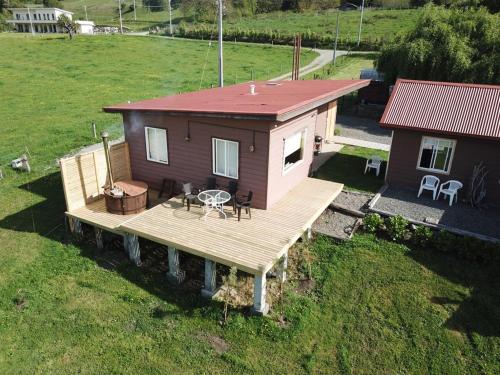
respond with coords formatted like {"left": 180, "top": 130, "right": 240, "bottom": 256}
{"left": 104, "top": 80, "right": 369, "bottom": 209}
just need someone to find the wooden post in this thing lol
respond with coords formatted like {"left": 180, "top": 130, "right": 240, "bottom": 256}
{"left": 69, "top": 217, "right": 83, "bottom": 239}
{"left": 166, "top": 246, "right": 185, "bottom": 285}
{"left": 123, "top": 234, "right": 141, "bottom": 266}
{"left": 94, "top": 227, "right": 104, "bottom": 250}
{"left": 251, "top": 273, "right": 269, "bottom": 315}
{"left": 201, "top": 259, "right": 217, "bottom": 298}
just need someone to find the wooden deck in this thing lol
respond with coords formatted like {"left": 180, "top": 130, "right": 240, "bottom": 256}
{"left": 66, "top": 178, "right": 342, "bottom": 274}
{"left": 120, "top": 178, "right": 342, "bottom": 274}
{"left": 66, "top": 198, "right": 140, "bottom": 235}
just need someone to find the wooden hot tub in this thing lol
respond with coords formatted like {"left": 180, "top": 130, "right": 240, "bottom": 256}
{"left": 104, "top": 180, "right": 148, "bottom": 215}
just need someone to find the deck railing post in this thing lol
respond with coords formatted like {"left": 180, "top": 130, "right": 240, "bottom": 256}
{"left": 277, "top": 252, "right": 288, "bottom": 283}
{"left": 123, "top": 234, "right": 141, "bottom": 266}
{"left": 251, "top": 273, "right": 269, "bottom": 315}
{"left": 201, "top": 259, "right": 217, "bottom": 298}
{"left": 166, "top": 246, "right": 186, "bottom": 285}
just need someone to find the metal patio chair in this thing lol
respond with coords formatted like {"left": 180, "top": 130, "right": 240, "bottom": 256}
{"left": 236, "top": 191, "right": 253, "bottom": 222}
{"left": 182, "top": 182, "right": 199, "bottom": 211}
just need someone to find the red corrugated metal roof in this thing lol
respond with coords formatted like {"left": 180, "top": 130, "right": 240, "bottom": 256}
{"left": 380, "top": 79, "right": 500, "bottom": 140}
{"left": 103, "top": 80, "right": 370, "bottom": 121}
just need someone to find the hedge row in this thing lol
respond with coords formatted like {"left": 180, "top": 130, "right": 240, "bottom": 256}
{"left": 363, "top": 213, "right": 500, "bottom": 262}
{"left": 173, "top": 25, "right": 386, "bottom": 51}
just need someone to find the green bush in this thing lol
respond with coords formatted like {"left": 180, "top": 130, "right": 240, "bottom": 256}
{"left": 433, "top": 230, "right": 457, "bottom": 253}
{"left": 385, "top": 215, "right": 409, "bottom": 242}
{"left": 363, "top": 213, "right": 384, "bottom": 234}
{"left": 412, "top": 225, "right": 433, "bottom": 247}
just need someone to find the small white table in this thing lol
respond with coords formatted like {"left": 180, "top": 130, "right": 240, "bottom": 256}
{"left": 197, "top": 190, "right": 231, "bottom": 220}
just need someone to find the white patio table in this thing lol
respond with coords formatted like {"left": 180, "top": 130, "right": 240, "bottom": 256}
{"left": 197, "top": 190, "right": 231, "bottom": 220}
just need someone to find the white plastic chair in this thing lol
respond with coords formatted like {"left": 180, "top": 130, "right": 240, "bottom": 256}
{"left": 418, "top": 175, "right": 440, "bottom": 200}
{"left": 364, "top": 156, "right": 382, "bottom": 176}
{"left": 438, "top": 180, "right": 463, "bottom": 206}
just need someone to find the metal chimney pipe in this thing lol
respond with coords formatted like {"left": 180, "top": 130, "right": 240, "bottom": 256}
{"left": 101, "top": 131, "right": 114, "bottom": 189}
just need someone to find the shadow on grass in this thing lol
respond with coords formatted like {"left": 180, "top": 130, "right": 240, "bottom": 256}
{"left": 314, "top": 152, "right": 386, "bottom": 194}
{"left": 408, "top": 247, "right": 500, "bottom": 338}
{"left": 0, "top": 172, "right": 220, "bottom": 316}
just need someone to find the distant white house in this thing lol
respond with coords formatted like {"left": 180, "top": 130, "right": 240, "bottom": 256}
{"left": 7, "top": 8, "right": 95, "bottom": 35}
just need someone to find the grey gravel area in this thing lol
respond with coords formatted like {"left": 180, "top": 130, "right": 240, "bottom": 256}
{"left": 313, "top": 191, "right": 372, "bottom": 239}
{"left": 336, "top": 115, "right": 392, "bottom": 145}
{"left": 333, "top": 190, "right": 373, "bottom": 212}
{"left": 313, "top": 209, "right": 358, "bottom": 240}
{"left": 374, "top": 187, "right": 500, "bottom": 240}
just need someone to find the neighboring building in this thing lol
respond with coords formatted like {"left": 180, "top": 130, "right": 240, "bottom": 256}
{"left": 75, "top": 20, "right": 95, "bottom": 35}
{"left": 359, "top": 68, "right": 389, "bottom": 105}
{"left": 7, "top": 8, "right": 94, "bottom": 35}
{"left": 381, "top": 79, "right": 500, "bottom": 206}
{"left": 104, "top": 80, "right": 370, "bottom": 209}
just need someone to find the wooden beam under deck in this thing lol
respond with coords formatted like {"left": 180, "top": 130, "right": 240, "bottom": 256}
{"left": 66, "top": 178, "right": 343, "bottom": 275}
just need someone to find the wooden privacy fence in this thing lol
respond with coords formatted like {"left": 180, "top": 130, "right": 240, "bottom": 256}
{"left": 59, "top": 142, "right": 132, "bottom": 212}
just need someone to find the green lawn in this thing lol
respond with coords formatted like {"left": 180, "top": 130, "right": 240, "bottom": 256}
{"left": 303, "top": 53, "right": 378, "bottom": 80}
{"left": 0, "top": 34, "right": 499, "bottom": 373}
{"left": 315, "top": 146, "right": 388, "bottom": 194}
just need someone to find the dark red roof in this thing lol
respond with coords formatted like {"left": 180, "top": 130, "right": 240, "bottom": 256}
{"left": 381, "top": 79, "right": 500, "bottom": 140}
{"left": 104, "top": 80, "right": 370, "bottom": 121}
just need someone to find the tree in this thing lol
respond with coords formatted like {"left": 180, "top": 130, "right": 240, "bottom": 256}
{"left": 143, "top": 0, "right": 166, "bottom": 12}
{"left": 43, "top": 0, "right": 62, "bottom": 7}
{"left": 376, "top": 5, "right": 500, "bottom": 85}
{"left": 57, "top": 14, "right": 78, "bottom": 39}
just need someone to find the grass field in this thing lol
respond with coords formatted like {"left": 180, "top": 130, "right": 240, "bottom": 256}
{"left": 303, "top": 53, "right": 377, "bottom": 80}
{"left": 316, "top": 146, "right": 388, "bottom": 194}
{"left": 0, "top": 34, "right": 499, "bottom": 373}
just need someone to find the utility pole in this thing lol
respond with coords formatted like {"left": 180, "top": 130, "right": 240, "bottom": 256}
{"left": 118, "top": 0, "right": 124, "bottom": 34}
{"left": 168, "top": 0, "right": 173, "bottom": 36}
{"left": 133, "top": 0, "right": 137, "bottom": 21}
{"left": 84, "top": 5, "right": 88, "bottom": 21}
{"left": 357, "top": 0, "right": 365, "bottom": 47}
{"left": 27, "top": 7, "right": 35, "bottom": 35}
{"left": 333, "top": 10, "right": 339, "bottom": 66}
{"left": 218, "top": 0, "right": 224, "bottom": 87}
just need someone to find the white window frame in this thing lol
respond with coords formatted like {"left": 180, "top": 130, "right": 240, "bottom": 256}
{"left": 416, "top": 136, "right": 456, "bottom": 175}
{"left": 144, "top": 126, "right": 169, "bottom": 165}
{"left": 212, "top": 138, "right": 239, "bottom": 179}
{"left": 282, "top": 128, "right": 307, "bottom": 175}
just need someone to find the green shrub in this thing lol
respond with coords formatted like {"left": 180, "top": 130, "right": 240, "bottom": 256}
{"left": 385, "top": 215, "right": 409, "bottom": 242}
{"left": 412, "top": 225, "right": 433, "bottom": 247}
{"left": 363, "top": 213, "right": 384, "bottom": 233}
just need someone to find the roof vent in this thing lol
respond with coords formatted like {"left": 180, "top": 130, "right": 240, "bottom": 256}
{"left": 266, "top": 81, "right": 281, "bottom": 86}
{"left": 249, "top": 84, "right": 256, "bottom": 95}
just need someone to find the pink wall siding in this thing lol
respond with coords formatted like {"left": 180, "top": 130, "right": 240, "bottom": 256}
{"left": 266, "top": 110, "right": 318, "bottom": 208}
{"left": 123, "top": 112, "right": 271, "bottom": 209}
{"left": 315, "top": 104, "right": 328, "bottom": 140}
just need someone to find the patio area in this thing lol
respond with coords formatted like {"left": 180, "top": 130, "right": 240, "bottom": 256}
{"left": 372, "top": 186, "right": 500, "bottom": 241}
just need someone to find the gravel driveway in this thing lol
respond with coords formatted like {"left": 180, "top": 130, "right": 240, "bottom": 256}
{"left": 336, "top": 115, "right": 392, "bottom": 145}
{"left": 374, "top": 187, "right": 500, "bottom": 240}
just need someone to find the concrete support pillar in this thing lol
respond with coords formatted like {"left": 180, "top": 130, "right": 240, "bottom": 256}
{"left": 277, "top": 252, "right": 288, "bottom": 283}
{"left": 166, "top": 246, "right": 185, "bottom": 285}
{"left": 251, "top": 273, "right": 269, "bottom": 315}
{"left": 94, "top": 227, "right": 104, "bottom": 250}
{"left": 201, "top": 259, "right": 217, "bottom": 298}
{"left": 123, "top": 234, "right": 141, "bottom": 266}
{"left": 69, "top": 217, "right": 83, "bottom": 239}
{"left": 302, "top": 226, "right": 313, "bottom": 241}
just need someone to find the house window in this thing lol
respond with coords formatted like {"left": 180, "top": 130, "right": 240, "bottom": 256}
{"left": 283, "top": 129, "right": 307, "bottom": 173}
{"left": 145, "top": 127, "right": 168, "bottom": 164}
{"left": 417, "top": 136, "right": 455, "bottom": 174}
{"left": 52, "top": 14, "right": 55, "bottom": 20}
{"left": 212, "top": 138, "right": 239, "bottom": 179}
